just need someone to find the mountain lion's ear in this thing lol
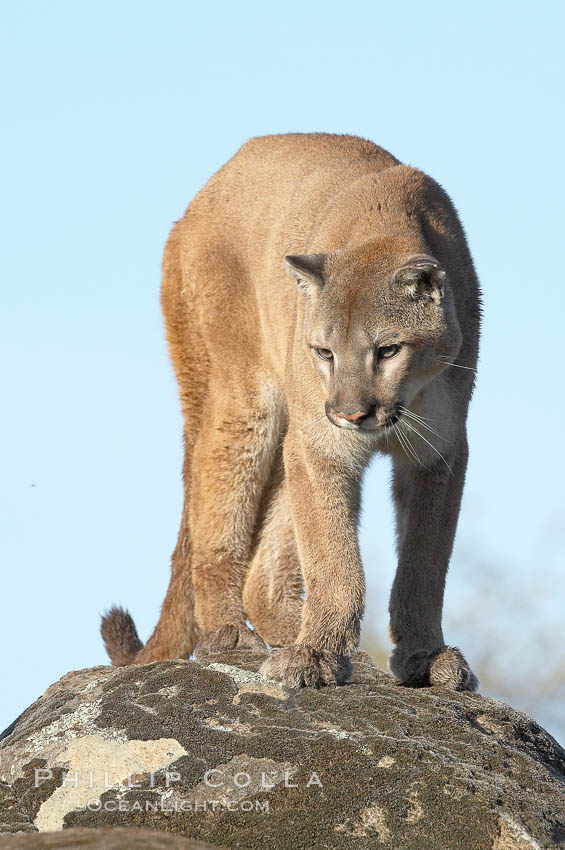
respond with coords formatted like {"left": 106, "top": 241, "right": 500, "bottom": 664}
{"left": 394, "top": 258, "right": 446, "bottom": 305}
{"left": 285, "top": 253, "right": 327, "bottom": 296}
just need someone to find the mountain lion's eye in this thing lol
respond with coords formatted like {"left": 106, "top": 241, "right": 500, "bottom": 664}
{"left": 378, "top": 344, "right": 401, "bottom": 360}
{"left": 315, "top": 347, "right": 334, "bottom": 361}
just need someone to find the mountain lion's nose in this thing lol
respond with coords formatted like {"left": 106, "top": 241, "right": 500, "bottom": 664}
{"left": 336, "top": 409, "right": 368, "bottom": 423}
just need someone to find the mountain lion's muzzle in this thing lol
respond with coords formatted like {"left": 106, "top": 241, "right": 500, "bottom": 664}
{"left": 325, "top": 399, "right": 400, "bottom": 431}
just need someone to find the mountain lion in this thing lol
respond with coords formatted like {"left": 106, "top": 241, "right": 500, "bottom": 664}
{"left": 101, "top": 133, "right": 481, "bottom": 690}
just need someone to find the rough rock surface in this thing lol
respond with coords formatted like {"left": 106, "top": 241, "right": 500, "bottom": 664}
{"left": 1, "top": 651, "right": 564, "bottom": 849}
{"left": 0, "top": 826, "right": 219, "bottom": 848}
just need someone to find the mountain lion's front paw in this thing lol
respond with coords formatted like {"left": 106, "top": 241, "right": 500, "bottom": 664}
{"left": 429, "top": 646, "right": 479, "bottom": 691}
{"left": 194, "top": 623, "right": 266, "bottom": 658}
{"left": 389, "top": 645, "right": 478, "bottom": 692}
{"left": 260, "top": 645, "right": 352, "bottom": 688}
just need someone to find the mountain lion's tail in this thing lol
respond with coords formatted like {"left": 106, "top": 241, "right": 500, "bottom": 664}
{"left": 100, "top": 606, "right": 144, "bottom": 666}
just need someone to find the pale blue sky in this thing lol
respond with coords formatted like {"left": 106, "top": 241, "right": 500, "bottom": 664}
{"left": 2, "top": 2, "right": 564, "bottom": 736}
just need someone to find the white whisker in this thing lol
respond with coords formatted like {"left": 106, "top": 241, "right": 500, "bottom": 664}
{"left": 392, "top": 422, "right": 412, "bottom": 465}
{"left": 399, "top": 406, "right": 447, "bottom": 442}
{"left": 393, "top": 422, "right": 419, "bottom": 467}
{"left": 397, "top": 421, "right": 423, "bottom": 466}
{"left": 398, "top": 406, "right": 434, "bottom": 423}
{"left": 438, "top": 358, "right": 477, "bottom": 373}
{"left": 402, "top": 411, "right": 435, "bottom": 431}
{"left": 401, "top": 419, "right": 453, "bottom": 475}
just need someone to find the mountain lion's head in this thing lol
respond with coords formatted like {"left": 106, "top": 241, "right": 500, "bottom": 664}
{"left": 286, "top": 239, "right": 462, "bottom": 433}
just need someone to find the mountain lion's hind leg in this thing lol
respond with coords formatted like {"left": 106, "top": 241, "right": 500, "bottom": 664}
{"left": 243, "top": 477, "right": 303, "bottom": 647}
{"left": 191, "top": 382, "right": 284, "bottom": 657}
{"left": 101, "top": 233, "right": 205, "bottom": 666}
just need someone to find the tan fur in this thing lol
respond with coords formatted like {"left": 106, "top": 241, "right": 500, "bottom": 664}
{"left": 101, "top": 133, "right": 481, "bottom": 690}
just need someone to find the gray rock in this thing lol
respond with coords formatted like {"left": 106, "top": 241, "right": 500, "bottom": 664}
{"left": 0, "top": 826, "right": 219, "bottom": 848}
{"left": 1, "top": 651, "right": 564, "bottom": 849}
